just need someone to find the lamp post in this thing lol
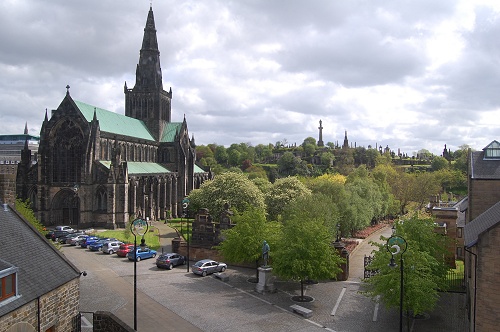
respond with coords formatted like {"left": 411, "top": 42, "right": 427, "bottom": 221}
{"left": 130, "top": 217, "right": 149, "bottom": 331}
{"left": 386, "top": 231, "right": 407, "bottom": 332}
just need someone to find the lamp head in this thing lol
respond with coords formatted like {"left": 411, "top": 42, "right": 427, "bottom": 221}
{"left": 388, "top": 256, "right": 397, "bottom": 268}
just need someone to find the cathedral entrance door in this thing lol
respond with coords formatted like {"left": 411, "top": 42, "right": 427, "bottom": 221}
{"left": 51, "top": 189, "right": 80, "bottom": 226}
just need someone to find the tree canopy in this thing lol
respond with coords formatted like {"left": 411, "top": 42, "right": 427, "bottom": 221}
{"left": 188, "top": 172, "right": 266, "bottom": 219}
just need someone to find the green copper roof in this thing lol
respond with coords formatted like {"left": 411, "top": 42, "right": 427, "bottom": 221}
{"left": 99, "top": 161, "right": 172, "bottom": 175}
{"left": 99, "top": 161, "right": 207, "bottom": 174}
{"left": 194, "top": 164, "right": 206, "bottom": 173}
{"left": 161, "top": 122, "right": 182, "bottom": 142}
{"left": 74, "top": 100, "right": 155, "bottom": 141}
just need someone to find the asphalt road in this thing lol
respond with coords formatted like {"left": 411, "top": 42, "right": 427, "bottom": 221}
{"left": 60, "top": 225, "right": 466, "bottom": 332}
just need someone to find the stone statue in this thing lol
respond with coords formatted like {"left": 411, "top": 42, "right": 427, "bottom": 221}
{"left": 262, "top": 240, "right": 270, "bottom": 267}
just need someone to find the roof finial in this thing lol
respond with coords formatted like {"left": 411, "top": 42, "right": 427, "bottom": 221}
{"left": 66, "top": 85, "right": 70, "bottom": 95}
{"left": 150, "top": 0, "right": 153, "bottom": 9}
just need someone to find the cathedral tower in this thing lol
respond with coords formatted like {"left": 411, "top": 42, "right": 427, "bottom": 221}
{"left": 124, "top": 6, "right": 172, "bottom": 141}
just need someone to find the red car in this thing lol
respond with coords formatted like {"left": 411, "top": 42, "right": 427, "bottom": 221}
{"left": 116, "top": 243, "right": 135, "bottom": 257}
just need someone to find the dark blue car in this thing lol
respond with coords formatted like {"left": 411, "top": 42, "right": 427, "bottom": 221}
{"left": 81, "top": 236, "right": 99, "bottom": 248}
{"left": 88, "top": 238, "right": 117, "bottom": 251}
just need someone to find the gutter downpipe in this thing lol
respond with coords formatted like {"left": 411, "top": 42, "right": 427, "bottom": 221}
{"left": 37, "top": 296, "right": 41, "bottom": 332}
{"left": 464, "top": 246, "right": 477, "bottom": 332}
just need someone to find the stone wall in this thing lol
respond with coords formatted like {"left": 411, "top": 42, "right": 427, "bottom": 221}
{"left": 469, "top": 179, "right": 500, "bottom": 221}
{"left": 475, "top": 224, "right": 500, "bottom": 332}
{"left": 0, "top": 173, "right": 16, "bottom": 204}
{"left": 0, "top": 278, "right": 80, "bottom": 332}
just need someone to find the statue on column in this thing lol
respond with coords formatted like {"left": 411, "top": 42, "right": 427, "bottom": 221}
{"left": 262, "top": 240, "right": 270, "bottom": 267}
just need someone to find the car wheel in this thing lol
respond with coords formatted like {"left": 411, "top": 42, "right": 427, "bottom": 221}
{"left": 168, "top": 263, "right": 173, "bottom": 270}
{"left": 108, "top": 250, "right": 114, "bottom": 254}
{"left": 152, "top": 253, "right": 156, "bottom": 258}
{"left": 202, "top": 271, "right": 207, "bottom": 277}
{"left": 220, "top": 266, "right": 226, "bottom": 272}
{"left": 136, "top": 257, "right": 141, "bottom": 262}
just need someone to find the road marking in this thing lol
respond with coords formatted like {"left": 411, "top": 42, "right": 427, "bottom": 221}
{"left": 331, "top": 286, "right": 347, "bottom": 316}
{"left": 373, "top": 295, "right": 380, "bottom": 321}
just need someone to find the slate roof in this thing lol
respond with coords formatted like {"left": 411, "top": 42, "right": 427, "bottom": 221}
{"left": 464, "top": 200, "right": 500, "bottom": 247}
{"left": 470, "top": 148, "right": 500, "bottom": 180}
{"left": 74, "top": 100, "right": 155, "bottom": 141}
{"left": 0, "top": 204, "right": 81, "bottom": 317}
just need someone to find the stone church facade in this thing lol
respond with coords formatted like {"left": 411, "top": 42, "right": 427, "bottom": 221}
{"left": 16, "top": 7, "right": 211, "bottom": 229}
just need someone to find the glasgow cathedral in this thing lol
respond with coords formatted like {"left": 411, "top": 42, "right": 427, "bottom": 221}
{"left": 16, "top": 7, "right": 211, "bottom": 229}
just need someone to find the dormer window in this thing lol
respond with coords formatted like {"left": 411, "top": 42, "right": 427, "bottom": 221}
{"left": 483, "top": 140, "right": 500, "bottom": 159}
{"left": 0, "top": 265, "right": 19, "bottom": 304}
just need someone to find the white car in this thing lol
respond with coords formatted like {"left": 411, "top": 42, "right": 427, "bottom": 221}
{"left": 55, "top": 225, "right": 75, "bottom": 232}
{"left": 67, "top": 234, "right": 88, "bottom": 246}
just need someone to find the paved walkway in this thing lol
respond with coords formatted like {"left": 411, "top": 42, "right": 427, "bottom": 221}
{"left": 76, "top": 220, "right": 466, "bottom": 331}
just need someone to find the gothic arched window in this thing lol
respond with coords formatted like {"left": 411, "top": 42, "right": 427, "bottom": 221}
{"left": 51, "top": 120, "right": 83, "bottom": 183}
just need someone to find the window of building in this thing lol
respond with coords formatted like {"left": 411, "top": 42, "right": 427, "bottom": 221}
{"left": 457, "top": 228, "right": 463, "bottom": 238}
{"left": 0, "top": 266, "right": 18, "bottom": 303}
{"left": 484, "top": 141, "right": 500, "bottom": 159}
{"left": 456, "top": 247, "right": 463, "bottom": 257}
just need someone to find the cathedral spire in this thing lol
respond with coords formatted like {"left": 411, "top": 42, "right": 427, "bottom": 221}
{"left": 24, "top": 122, "right": 28, "bottom": 135}
{"left": 135, "top": 6, "right": 162, "bottom": 91}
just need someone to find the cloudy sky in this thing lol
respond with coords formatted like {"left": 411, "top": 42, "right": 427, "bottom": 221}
{"left": 2, "top": 0, "right": 500, "bottom": 156}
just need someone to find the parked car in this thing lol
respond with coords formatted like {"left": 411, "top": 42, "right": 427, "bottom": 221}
{"left": 67, "top": 234, "right": 89, "bottom": 246}
{"left": 192, "top": 259, "right": 227, "bottom": 277}
{"left": 116, "top": 243, "right": 135, "bottom": 257}
{"left": 156, "top": 253, "right": 185, "bottom": 269}
{"left": 127, "top": 247, "right": 157, "bottom": 261}
{"left": 80, "top": 236, "right": 100, "bottom": 248}
{"left": 88, "top": 238, "right": 117, "bottom": 251}
{"left": 102, "top": 241, "right": 124, "bottom": 254}
{"left": 55, "top": 225, "right": 75, "bottom": 232}
{"left": 60, "top": 232, "right": 84, "bottom": 244}
{"left": 51, "top": 230, "right": 71, "bottom": 241}
{"left": 45, "top": 230, "right": 54, "bottom": 240}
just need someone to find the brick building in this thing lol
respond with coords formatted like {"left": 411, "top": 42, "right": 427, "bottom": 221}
{"left": 16, "top": 7, "right": 211, "bottom": 229}
{"left": 464, "top": 140, "right": 500, "bottom": 331}
{"left": 0, "top": 203, "right": 82, "bottom": 332}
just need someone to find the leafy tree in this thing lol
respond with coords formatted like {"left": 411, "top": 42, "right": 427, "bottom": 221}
{"left": 320, "top": 151, "right": 335, "bottom": 166}
{"left": 244, "top": 165, "right": 268, "bottom": 180}
{"left": 386, "top": 169, "right": 415, "bottom": 215}
{"left": 411, "top": 172, "right": 441, "bottom": 210}
{"left": 188, "top": 172, "right": 265, "bottom": 220}
{"left": 196, "top": 145, "right": 214, "bottom": 161}
{"left": 363, "top": 216, "right": 448, "bottom": 319}
{"left": 335, "top": 148, "right": 355, "bottom": 175}
{"left": 273, "top": 195, "right": 344, "bottom": 300}
{"left": 252, "top": 177, "right": 272, "bottom": 194}
{"left": 265, "top": 177, "right": 312, "bottom": 221}
{"left": 227, "top": 149, "right": 242, "bottom": 167}
{"left": 431, "top": 156, "right": 449, "bottom": 171}
{"left": 216, "top": 207, "right": 282, "bottom": 280}
{"left": 214, "top": 145, "right": 228, "bottom": 165}
{"left": 302, "top": 137, "right": 317, "bottom": 147}
{"left": 277, "top": 152, "right": 310, "bottom": 177}
{"left": 452, "top": 144, "right": 472, "bottom": 173}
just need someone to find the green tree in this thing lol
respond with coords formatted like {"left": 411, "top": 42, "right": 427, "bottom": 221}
{"left": 431, "top": 156, "right": 449, "bottom": 171}
{"left": 363, "top": 216, "right": 448, "bottom": 320}
{"left": 273, "top": 195, "right": 344, "bottom": 299}
{"left": 216, "top": 207, "right": 282, "bottom": 280}
{"left": 265, "top": 177, "right": 312, "bottom": 221}
{"left": 214, "top": 145, "right": 228, "bottom": 165}
{"left": 188, "top": 172, "right": 265, "bottom": 220}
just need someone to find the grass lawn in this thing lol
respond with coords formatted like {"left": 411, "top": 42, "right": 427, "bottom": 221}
{"left": 165, "top": 218, "right": 192, "bottom": 241}
{"left": 98, "top": 228, "right": 160, "bottom": 250}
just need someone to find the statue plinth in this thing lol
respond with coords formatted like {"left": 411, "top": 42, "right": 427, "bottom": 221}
{"left": 255, "top": 266, "right": 276, "bottom": 294}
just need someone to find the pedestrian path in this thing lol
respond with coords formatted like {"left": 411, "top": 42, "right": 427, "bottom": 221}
{"left": 347, "top": 224, "right": 393, "bottom": 282}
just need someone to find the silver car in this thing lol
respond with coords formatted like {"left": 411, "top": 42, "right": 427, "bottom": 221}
{"left": 192, "top": 259, "right": 227, "bottom": 277}
{"left": 102, "top": 241, "right": 123, "bottom": 254}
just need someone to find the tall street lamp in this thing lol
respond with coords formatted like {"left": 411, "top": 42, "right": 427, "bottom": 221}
{"left": 386, "top": 231, "right": 408, "bottom": 332}
{"left": 130, "top": 217, "right": 149, "bottom": 331}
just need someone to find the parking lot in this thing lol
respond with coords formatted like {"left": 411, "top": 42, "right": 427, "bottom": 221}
{"left": 61, "top": 225, "right": 466, "bottom": 332}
